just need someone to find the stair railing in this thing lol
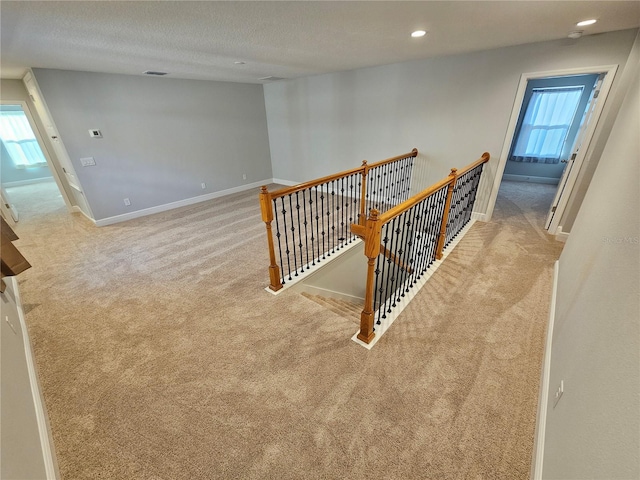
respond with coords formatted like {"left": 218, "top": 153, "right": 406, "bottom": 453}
{"left": 260, "top": 149, "right": 418, "bottom": 291}
{"left": 355, "top": 152, "right": 490, "bottom": 344}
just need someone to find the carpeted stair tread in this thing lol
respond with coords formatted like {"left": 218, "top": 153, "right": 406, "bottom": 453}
{"left": 301, "top": 292, "right": 362, "bottom": 322}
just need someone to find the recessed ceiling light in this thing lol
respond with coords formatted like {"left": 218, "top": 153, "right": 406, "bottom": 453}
{"left": 577, "top": 19, "right": 597, "bottom": 27}
{"left": 568, "top": 31, "right": 583, "bottom": 39}
{"left": 234, "top": 61, "right": 246, "bottom": 65}
{"left": 411, "top": 30, "right": 427, "bottom": 38}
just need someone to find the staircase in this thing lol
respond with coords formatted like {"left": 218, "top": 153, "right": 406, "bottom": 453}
{"left": 301, "top": 292, "right": 361, "bottom": 325}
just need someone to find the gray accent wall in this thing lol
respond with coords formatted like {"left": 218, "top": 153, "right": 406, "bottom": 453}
{"left": 32, "top": 69, "right": 273, "bottom": 221}
{"left": 264, "top": 29, "right": 638, "bottom": 230}
{"left": 542, "top": 53, "right": 639, "bottom": 479}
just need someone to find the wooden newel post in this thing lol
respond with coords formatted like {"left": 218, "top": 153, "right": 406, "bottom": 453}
{"left": 359, "top": 160, "right": 368, "bottom": 226}
{"left": 259, "top": 186, "right": 283, "bottom": 291}
{"left": 358, "top": 209, "right": 382, "bottom": 344}
{"left": 435, "top": 168, "right": 458, "bottom": 260}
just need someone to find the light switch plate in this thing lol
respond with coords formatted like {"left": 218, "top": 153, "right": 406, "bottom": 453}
{"left": 80, "top": 157, "right": 96, "bottom": 167}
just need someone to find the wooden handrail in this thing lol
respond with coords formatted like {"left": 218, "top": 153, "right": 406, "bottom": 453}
{"left": 366, "top": 148, "right": 419, "bottom": 170}
{"left": 356, "top": 152, "right": 490, "bottom": 344}
{"left": 377, "top": 152, "right": 490, "bottom": 225}
{"left": 378, "top": 176, "right": 452, "bottom": 225}
{"left": 267, "top": 149, "right": 418, "bottom": 199}
{"left": 456, "top": 152, "right": 490, "bottom": 177}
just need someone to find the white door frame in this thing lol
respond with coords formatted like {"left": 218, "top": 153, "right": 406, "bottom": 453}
{"left": 0, "top": 99, "right": 74, "bottom": 211}
{"left": 484, "top": 64, "right": 618, "bottom": 234}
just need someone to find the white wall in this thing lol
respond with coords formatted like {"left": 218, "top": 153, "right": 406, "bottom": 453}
{"left": 1, "top": 277, "right": 57, "bottom": 479}
{"left": 32, "top": 69, "right": 273, "bottom": 221}
{"left": 264, "top": 29, "right": 637, "bottom": 222}
{"left": 541, "top": 54, "right": 639, "bottom": 478}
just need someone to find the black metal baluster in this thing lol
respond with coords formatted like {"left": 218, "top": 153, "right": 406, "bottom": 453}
{"left": 379, "top": 223, "right": 391, "bottom": 321}
{"left": 415, "top": 199, "right": 430, "bottom": 278}
{"left": 400, "top": 210, "right": 413, "bottom": 297}
{"left": 339, "top": 176, "right": 346, "bottom": 247}
{"left": 373, "top": 248, "right": 384, "bottom": 327}
{"left": 391, "top": 162, "right": 401, "bottom": 207}
{"left": 295, "top": 191, "right": 305, "bottom": 273}
{"left": 394, "top": 161, "right": 402, "bottom": 206}
{"left": 288, "top": 194, "right": 299, "bottom": 276}
{"left": 390, "top": 217, "right": 403, "bottom": 308}
{"left": 436, "top": 187, "right": 448, "bottom": 259}
{"left": 316, "top": 187, "right": 327, "bottom": 260}
{"left": 330, "top": 180, "right": 336, "bottom": 254}
{"left": 301, "top": 189, "right": 310, "bottom": 268}
{"left": 278, "top": 196, "right": 292, "bottom": 281}
{"left": 348, "top": 174, "right": 356, "bottom": 241}
{"left": 382, "top": 164, "right": 389, "bottom": 210}
{"left": 400, "top": 157, "right": 414, "bottom": 203}
{"left": 427, "top": 191, "right": 441, "bottom": 266}
{"left": 404, "top": 208, "right": 417, "bottom": 293}
{"left": 368, "top": 166, "right": 376, "bottom": 213}
{"left": 465, "top": 167, "right": 483, "bottom": 226}
{"left": 272, "top": 198, "right": 286, "bottom": 284}
{"left": 309, "top": 188, "right": 317, "bottom": 266}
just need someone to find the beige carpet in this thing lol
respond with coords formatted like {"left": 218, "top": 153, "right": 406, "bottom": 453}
{"left": 9, "top": 179, "right": 563, "bottom": 479}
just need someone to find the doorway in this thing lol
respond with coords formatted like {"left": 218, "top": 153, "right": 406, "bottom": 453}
{"left": 485, "top": 65, "right": 618, "bottom": 236}
{"left": 0, "top": 104, "right": 66, "bottom": 224}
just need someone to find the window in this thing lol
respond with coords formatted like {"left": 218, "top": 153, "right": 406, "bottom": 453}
{"left": 0, "top": 108, "right": 47, "bottom": 169}
{"left": 510, "top": 86, "right": 584, "bottom": 164}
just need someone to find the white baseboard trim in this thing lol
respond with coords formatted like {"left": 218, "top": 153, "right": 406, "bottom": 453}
{"left": 352, "top": 219, "right": 476, "bottom": 349}
{"left": 554, "top": 226, "right": 569, "bottom": 243}
{"left": 9, "top": 277, "right": 59, "bottom": 479}
{"left": 271, "top": 178, "right": 298, "bottom": 187}
{"left": 531, "top": 260, "right": 559, "bottom": 480}
{"left": 2, "top": 177, "right": 55, "bottom": 187}
{"left": 471, "top": 211, "right": 487, "bottom": 222}
{"left": 264, "top": 239, "right": 364, "bottom": 295}
{"left": 95, "top": 179, "right": 272, "bottom": 227}
{"left": 71, "top": 206, "right": 96, "bottom": 225}
{"left": 502, "top": 174, "right": 560, "bottom": 185}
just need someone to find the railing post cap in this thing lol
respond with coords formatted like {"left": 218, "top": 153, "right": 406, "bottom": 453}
{"left": 369, "top": 209, "right": 380, "bottom": 220}
{"left": 450, "top": 168, "right": 458, "bottom": 175}
{"left": 362, "top": 160, "right": 368, "bottom": 166}
{"left": 412, "top": 148, "right": 418, "bottom": 154}
{"left": 260, "top": 185, "right": 269, "bottom": 193}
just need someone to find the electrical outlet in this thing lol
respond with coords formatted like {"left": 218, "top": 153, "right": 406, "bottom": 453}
{"left": 5, "top": 315, "right": 17, "bottom": 335}
{"left": 553, "top": 380, "right": 564, "bottom": 408}
{"left": 242, "top": 173, "right": 247, "bottom": 180}
{"left": 123, "top": 198, "right": 131, "bottom": 206}
{"left": 201, "top": 183, "right": 206, "bottom": 189}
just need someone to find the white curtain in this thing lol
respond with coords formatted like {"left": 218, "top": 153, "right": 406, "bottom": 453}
{"left": 0, "top": 111, "right": 47, "bottom": 168}
{"left": 511, "top": 86, "right": 583, "bottom": 164}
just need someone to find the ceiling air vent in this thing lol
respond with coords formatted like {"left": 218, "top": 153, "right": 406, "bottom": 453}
{"left": 143, "top": 70, "right": 168, "bottom": 76}
{"left": 259, "top": 76, "right": 285, "bottom": 82}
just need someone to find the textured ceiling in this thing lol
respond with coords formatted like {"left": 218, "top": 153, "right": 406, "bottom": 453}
{"left": 1, "top": 1, "right": 639, "bottom": 83}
